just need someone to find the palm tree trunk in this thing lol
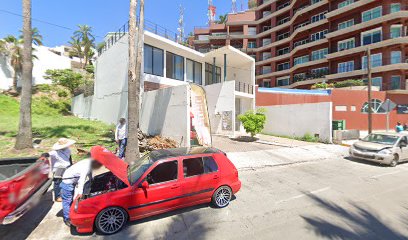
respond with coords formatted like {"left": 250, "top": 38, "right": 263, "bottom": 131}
{"left": 12, "top": 70, "right": 18, "bottom": 91}
{"left": 15, "top": 0, "right": 33, "bottom": 150}
{"left": 125, "top": 0, "right": 141, "bottom": 163}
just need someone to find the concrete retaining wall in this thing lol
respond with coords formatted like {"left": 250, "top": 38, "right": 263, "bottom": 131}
{"left": 260, "top": 102, "right": 333, "bottom": 142}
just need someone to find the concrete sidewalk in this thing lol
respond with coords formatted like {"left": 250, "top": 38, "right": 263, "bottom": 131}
{"left": 228, "top": 144, "right": 348, "bottom": 170}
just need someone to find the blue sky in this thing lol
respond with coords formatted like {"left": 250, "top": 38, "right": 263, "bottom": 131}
{"left": 0, "top": 0, "right": 246, "bottom": 47}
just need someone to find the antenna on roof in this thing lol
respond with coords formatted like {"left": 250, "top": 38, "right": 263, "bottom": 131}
{"left": 232, "top": 0, "right": 237, "bottom": 13}
{"left": 177, "top": 4, "right": 185, "bottom": 43}
{"left": 208, "top": 0, "right": 216, "bottom": 25}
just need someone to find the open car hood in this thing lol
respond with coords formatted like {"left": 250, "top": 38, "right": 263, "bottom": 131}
{"left": 91, "top": 146, "right": 130, "bottom": 186}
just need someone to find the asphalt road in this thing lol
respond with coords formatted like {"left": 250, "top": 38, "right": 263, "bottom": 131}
{"left": 3, "top": 148, "right": 408, "bottom": 240}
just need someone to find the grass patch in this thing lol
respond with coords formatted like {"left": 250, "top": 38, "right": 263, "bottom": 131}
{"left": 0, "top": 94, "right": 115, "bottom": 160}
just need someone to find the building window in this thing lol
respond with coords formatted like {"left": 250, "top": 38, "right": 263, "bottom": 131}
{"left": 338, "top": 38, "right": 355, "bottom": 51}
{"left": 263, "top": 80, "right": 271, "bottom": 88}
{"left": 294, "top": 38, "right": 309, "bottom": 47}
{"left": 186, "top": 59, "right": 202, "bottom": 85}
{"left": 144, "top": 44, "right": 164, "bottom": 76}
{"left": 391, "top": 51, "right": 402, "bottom": 64}
{"left": 277, "top": 32, "right": 290, "bottom": 41}
{"left": 311, "top": 67, "right": 329, "bottom": 77}
{"left": 361, "top": 28, "right": 382, "bottom": 45}
{"left": 311, "top": 48, "right": 328, "bottom": 61}
{"left": 362, "top": 53, "right": 382, "bottom": 69}
{"left": 338, "top": 19, "right": 354, "bottom": 30}
{"left": 311, "top": 12, "right": 327, "bottom": 23}
{"left": 310, "top": 30, "right": 328, "bottom": 42}
{"left": 338, "top": 61, "right": 354, "bottom": 73}
{"left": 277, "top": 47, "right": 290, "bottom": 56}
{"left": 390, "top": 3, "right": 401, "bottom": 13}
{"left": 338, "top": 0, "right": 354, "bottom": 9}
{"left": 294, "top": 55, "right": 309, "bottom": 66}
{"left": 361, "top": 99, "right": 386, "bottom": 113}
{"left": 166, "top": 52, "right": 184, "bottom": 81}
{"left": 391, "top": 76, "right": 401, "bottom": 90}
{"left": 205, "top": 63, "right": 221, "bottom": 85}
{"left": 362, "top": 6, "right": 382, "bottom": 22}
{"left": 277, "top": 17, "right": 290, "bottom": 25}
{"left": 277, "top": 62, "right": 290, "bottom": 71}
{"left": 390, "top": 25, "right": 402, "bottom": 39}
{"left": 363, "top": 77, "right": 383, "bottom": 90}
{"left": 335, "top": 106, "right": 347, "bottom": 112}
{"left": 276, "top": 76, "right": 290, "bottom": 86}
{"left": 248, "top": 42, "right": 257, "bottom": 48}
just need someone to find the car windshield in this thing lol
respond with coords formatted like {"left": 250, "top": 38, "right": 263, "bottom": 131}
{"left": 362, "top": 134, "right": 399, "bottom": 145}
{"left": 128, "top": 153, "right": 155, "bottom": 185}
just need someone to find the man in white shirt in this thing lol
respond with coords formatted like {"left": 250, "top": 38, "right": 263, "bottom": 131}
{"left": 115, "top": 118, "right": 128, "bottom": 159}
{"left": 60, "top": 158, "right": 102, "bottom": 226}
{"left": 49, "top": 138, "right": 76, "bottom": 202}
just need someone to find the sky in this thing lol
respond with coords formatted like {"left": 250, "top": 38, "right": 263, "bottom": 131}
{"left": 0, "top": 0, "right": 248, "bottom": 47}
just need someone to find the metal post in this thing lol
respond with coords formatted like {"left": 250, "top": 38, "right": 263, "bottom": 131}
{"left": 386, "top": 99, "right": 390, "bottom": 132}
{"left": 367, "top": 48, "right": 373, "bottom": 134}
{"left": 213, "top": 57, "right": 216, "bottom": 84}
{"left": 224, "top": 54, "right": 227, "bottom": 82}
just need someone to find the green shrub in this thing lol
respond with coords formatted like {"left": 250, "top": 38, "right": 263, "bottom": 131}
{"left": 300, "top": 133, "right": 319, "bottom": 142}
{"left": 334, "top": 79, "right": 365, "bottom": 88}
{"left": 311, "top": 82, "right": 334, "bottom": 89}
{"left": 238, "top": 108, "right": 267, "bottom": 137}
{"left": 44, "top": 69, "right": 84, "bottom": 93}
{"left": 32, "top": 96, "right": 71, "bottom": 115}
{"left": 57, "top": 89, "right": 69, "bottom": 98}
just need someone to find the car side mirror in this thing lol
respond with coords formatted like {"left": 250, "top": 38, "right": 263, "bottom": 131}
{"left": 139, "top": 181, "right": 149, "bottom": 189}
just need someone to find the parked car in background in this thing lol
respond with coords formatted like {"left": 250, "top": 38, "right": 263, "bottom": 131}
{"left": 0, "top": 156, "right": 51, "bottom": 224}
{"left": 70, "top": 146, "right": 241, "bottom": 235}
{"left": 349, "top": 132, "right": 408, "bottom": 167}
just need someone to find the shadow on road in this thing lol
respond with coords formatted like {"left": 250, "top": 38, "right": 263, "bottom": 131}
{"left": 344, "top": 156, "right": 408, "bottom": 168}
{"left": 301, "top": 194, "right": 408, "bottom": 240}
{"left": 0, "top": 191, "right": 54, "bottom": 240}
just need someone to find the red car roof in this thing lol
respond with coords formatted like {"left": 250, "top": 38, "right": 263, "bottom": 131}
{"left": 90, "top": 146, "right": 130, "bottom": 186}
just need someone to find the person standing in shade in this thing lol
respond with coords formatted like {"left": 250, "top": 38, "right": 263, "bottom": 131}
{"left": 396, "top": 122, "right": 404, "bottom": 133}
{"left": 404, "top": 123, "right": 408, "bottom": 131}
{"left": 49, "top": 138, "right": 75, "bottom": 202}
{"left": 60, "top": 156, "right": 102, "bottom": 227}
{"left": 115, "top": 118, "right": 128, "bottom": 159}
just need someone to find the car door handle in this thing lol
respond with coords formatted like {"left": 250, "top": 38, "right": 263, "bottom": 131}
{"left": 170, "top": 184, "right": 180, "bottom": 189}
{"left": 213, "top": 175, "right": 219, "bottom": 180}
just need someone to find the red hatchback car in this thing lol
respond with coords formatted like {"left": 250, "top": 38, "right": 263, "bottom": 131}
{"left": 70, "top": 146, "right": 241, "bottom": 234}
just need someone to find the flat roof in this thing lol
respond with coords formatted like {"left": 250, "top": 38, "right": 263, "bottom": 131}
{"left": 147, "top": 147, "right": 220, "bottom": 161}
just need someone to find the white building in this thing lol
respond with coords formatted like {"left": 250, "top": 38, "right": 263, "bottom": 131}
{"left": 0, "top": 45, "right": 73, "bottom": 90}
{"left": 72, "top": 29, "right": 256, "bottom": 146}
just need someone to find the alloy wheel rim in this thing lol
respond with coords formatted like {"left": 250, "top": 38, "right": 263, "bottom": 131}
{"left": 216, "top": 188, "right": 231, "bottom": 207}
{"left": 98, "top": 208, "right": 125, "bottom": 233}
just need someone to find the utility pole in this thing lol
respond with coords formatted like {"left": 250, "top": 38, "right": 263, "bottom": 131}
{"left": 367, "top": 47, "right": 373, "bottom": 134}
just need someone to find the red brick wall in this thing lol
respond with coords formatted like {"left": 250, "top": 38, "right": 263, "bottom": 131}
{"left": 144, "top": 81, "right": 170, "bottom": 92}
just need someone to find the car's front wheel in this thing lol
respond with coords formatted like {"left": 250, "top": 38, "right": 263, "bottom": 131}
{"left": 95, "top": 207, "right": 128, "bottom": 235}
{"left": 212, "top": 186, "right": 232, "bottom": 208}
{"left": 390, "top": 154, "right": 399, "bottom": 167}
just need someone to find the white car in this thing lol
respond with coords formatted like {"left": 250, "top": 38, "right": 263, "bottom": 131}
{"left": 349, "top": 132, "right": 408, "bottom": 167}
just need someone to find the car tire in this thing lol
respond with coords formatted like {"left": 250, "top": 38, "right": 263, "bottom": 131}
{"left": 95, "top": 207, "right": 128, "bottom": 235}
{"left": 390, "top": 155, "right": 399, "bottom": 167}
{"left": 212, "top": 186, "right": 232, "bottom": 208}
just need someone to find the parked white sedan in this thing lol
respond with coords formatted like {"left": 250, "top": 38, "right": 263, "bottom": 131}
{"left": 349, "top": 132, "right": 408, "bottom": 167}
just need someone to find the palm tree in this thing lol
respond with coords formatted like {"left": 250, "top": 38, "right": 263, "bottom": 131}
{"left": 15, "top": 0, "right": 33, "bottom": 149}
{"left": 68, "top": 36, "right": 84, "bottom": 67}
{"left": 70, "top": 25, "right": 95, "bottom": 69}
{"left": 216, "top": 14, "right": 228, "bottom": 24}
{"left": 3, "top": 35, "right": 23, "bottom": 91}
{"left": 19, "top": 27, "right": 43, "bottom": 46}
{"left": 126, "top": 0, "right": 144, "bottom": 164}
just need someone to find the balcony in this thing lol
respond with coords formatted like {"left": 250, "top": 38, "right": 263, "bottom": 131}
{"left": 262, "top": 53, "right": 272, "bottom": 61}
{"left": 263, "top": 11, "right": 272, "bottom": 18}
{"left": 235, "top": 81, "right": 254, "bottom": 95}
{"left": 262, "top": 67, "right": 272, "bottom": 74}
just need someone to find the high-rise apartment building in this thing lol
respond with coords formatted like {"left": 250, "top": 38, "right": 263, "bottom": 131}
{"left": 193, "top": 0, "right": 408, "bottom": 91}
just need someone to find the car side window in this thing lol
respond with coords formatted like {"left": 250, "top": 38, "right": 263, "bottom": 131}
{"left": 146, "top": 160, "right": 178, "bottom": 185}
{"left": 183, "top": 156, "right": 218, "bottom": 178}
{"left": 203, "top": 156, "right": 218, "bottom": 173}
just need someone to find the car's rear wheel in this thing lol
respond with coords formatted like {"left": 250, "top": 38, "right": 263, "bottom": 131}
{"left": 390, "top": 154, "right": 399, "bottom": 167}
{"left": 95, "top": 207, "right": 128, "bottom": 235}
{"left": 212, "top": 186, "right": 232, "bottom": 208}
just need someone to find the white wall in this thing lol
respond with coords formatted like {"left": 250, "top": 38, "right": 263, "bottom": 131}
{"left": 261, "top": 102, "right": 333, "bottom": 142}
{"left": 0, "top": 45, "right": 72, "bottom": 90}
{"left": 140, "top": 85, "right": 190, "bottom": 147}
{"left": 204, "top": 81, "right": 235, "bottom": 135}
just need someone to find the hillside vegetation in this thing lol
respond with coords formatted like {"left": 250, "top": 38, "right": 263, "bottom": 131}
{"left": 0, "top": 86, "right": 115, "bottom": 160}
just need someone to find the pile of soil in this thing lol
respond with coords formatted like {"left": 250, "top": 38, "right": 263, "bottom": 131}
{"left": 139, "top": 129, "right": 178, "bottom": 152}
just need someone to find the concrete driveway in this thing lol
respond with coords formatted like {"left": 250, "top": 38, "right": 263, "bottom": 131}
{"left": 4, "top": 142, "right": 408, "bottom": 239}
